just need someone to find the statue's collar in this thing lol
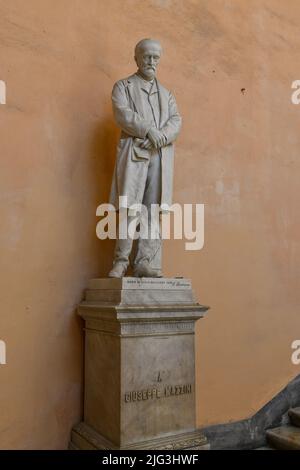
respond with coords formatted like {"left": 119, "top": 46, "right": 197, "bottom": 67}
{"left": 127, "top": 73, "right": 159, "bottom": 94}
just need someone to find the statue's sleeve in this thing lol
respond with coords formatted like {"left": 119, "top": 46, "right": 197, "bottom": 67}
{"left": 112, "top": 81, "right": 153, "bottom": 139}
{"left": 161, "top": 92, "right": 182, "bottom": 145}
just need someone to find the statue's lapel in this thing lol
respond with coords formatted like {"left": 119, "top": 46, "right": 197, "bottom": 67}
{"left": 156, "top": 79, "right": 169, "bottom": 128}
{"left": 126, "top": 74, "right": 145, "bottom": 116}
{"left": 126, "top": 74, "right": 169, "bottom": 128}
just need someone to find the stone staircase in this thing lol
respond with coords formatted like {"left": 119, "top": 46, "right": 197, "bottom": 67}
{"left": 266, "top": 408, "right": 300, "bottom": 450}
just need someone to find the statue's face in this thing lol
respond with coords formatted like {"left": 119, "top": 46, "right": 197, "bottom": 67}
{"left": 135, "top": 42, "right": 161, "bottom": 81}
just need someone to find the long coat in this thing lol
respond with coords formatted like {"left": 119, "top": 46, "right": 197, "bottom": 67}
{"left": 109, "top": 73, "right": 182, "bottom": 210}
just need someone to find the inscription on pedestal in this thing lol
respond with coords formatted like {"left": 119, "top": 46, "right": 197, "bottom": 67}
{"left": 125, "top": 279, "right": 191, "bottom": 289}
{"left": 124, "top": 384, "right": 192, "bottom": 403}
{"left": 87, "top": 277, "right": 192, "bottom": 291}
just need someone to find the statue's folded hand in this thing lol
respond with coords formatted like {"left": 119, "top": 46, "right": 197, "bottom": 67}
{"left": 147, "top": 128, "right": 165, "bottom": 149}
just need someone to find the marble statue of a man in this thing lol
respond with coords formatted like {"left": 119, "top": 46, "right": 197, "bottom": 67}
{"left": 108, "top": 38, "right": 182, "bottom": 278}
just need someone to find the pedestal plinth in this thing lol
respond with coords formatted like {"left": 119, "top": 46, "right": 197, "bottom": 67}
{"left": 70, "top": 278, "right": 209, "bottom": 450}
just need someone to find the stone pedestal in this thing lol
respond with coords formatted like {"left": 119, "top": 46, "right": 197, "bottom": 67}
{"left": 70, "top": 278, "right": 209, "bottom": 450}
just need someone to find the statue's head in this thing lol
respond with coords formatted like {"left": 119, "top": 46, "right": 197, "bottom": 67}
{"left": 134, "top": 38, "right": 162, "bottom": 81}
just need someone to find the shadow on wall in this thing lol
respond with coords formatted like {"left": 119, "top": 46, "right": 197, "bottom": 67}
{"left": 65, "top": 114, "right": 119, "bottom": 433}
{"left": 89, "top": 114, "right": 119, "bottom": 277}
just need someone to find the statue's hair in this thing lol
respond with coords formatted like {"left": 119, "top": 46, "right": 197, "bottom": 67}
{"left": 134, "top": 38, "right": 162, "bottom": 57}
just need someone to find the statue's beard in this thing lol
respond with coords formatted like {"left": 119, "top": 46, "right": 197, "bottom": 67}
{"left": 141, "top": 67, "right": 156, "bottom": 79}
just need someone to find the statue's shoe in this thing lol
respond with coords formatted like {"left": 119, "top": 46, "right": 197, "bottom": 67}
{"left": 108, "top": 262, "right": 127, "bottom": 278}
{"left": 133, "top": 261, "right": 162, "bottom": 278}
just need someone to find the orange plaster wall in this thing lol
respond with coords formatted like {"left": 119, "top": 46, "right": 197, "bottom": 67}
{"left": 0, "top": 0, "right": 300, "bottom": 448}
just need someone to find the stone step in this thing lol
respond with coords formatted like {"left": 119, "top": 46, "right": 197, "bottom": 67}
{"left": 266, "top": 425, "right": 300, "bottom": 450}
{"left": 289, "top": 408, "right": 300, "bottom": 427}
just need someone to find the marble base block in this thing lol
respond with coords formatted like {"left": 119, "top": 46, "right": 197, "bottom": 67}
{"left": 70, "top": 277, "right": 209, "bottom": 450}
